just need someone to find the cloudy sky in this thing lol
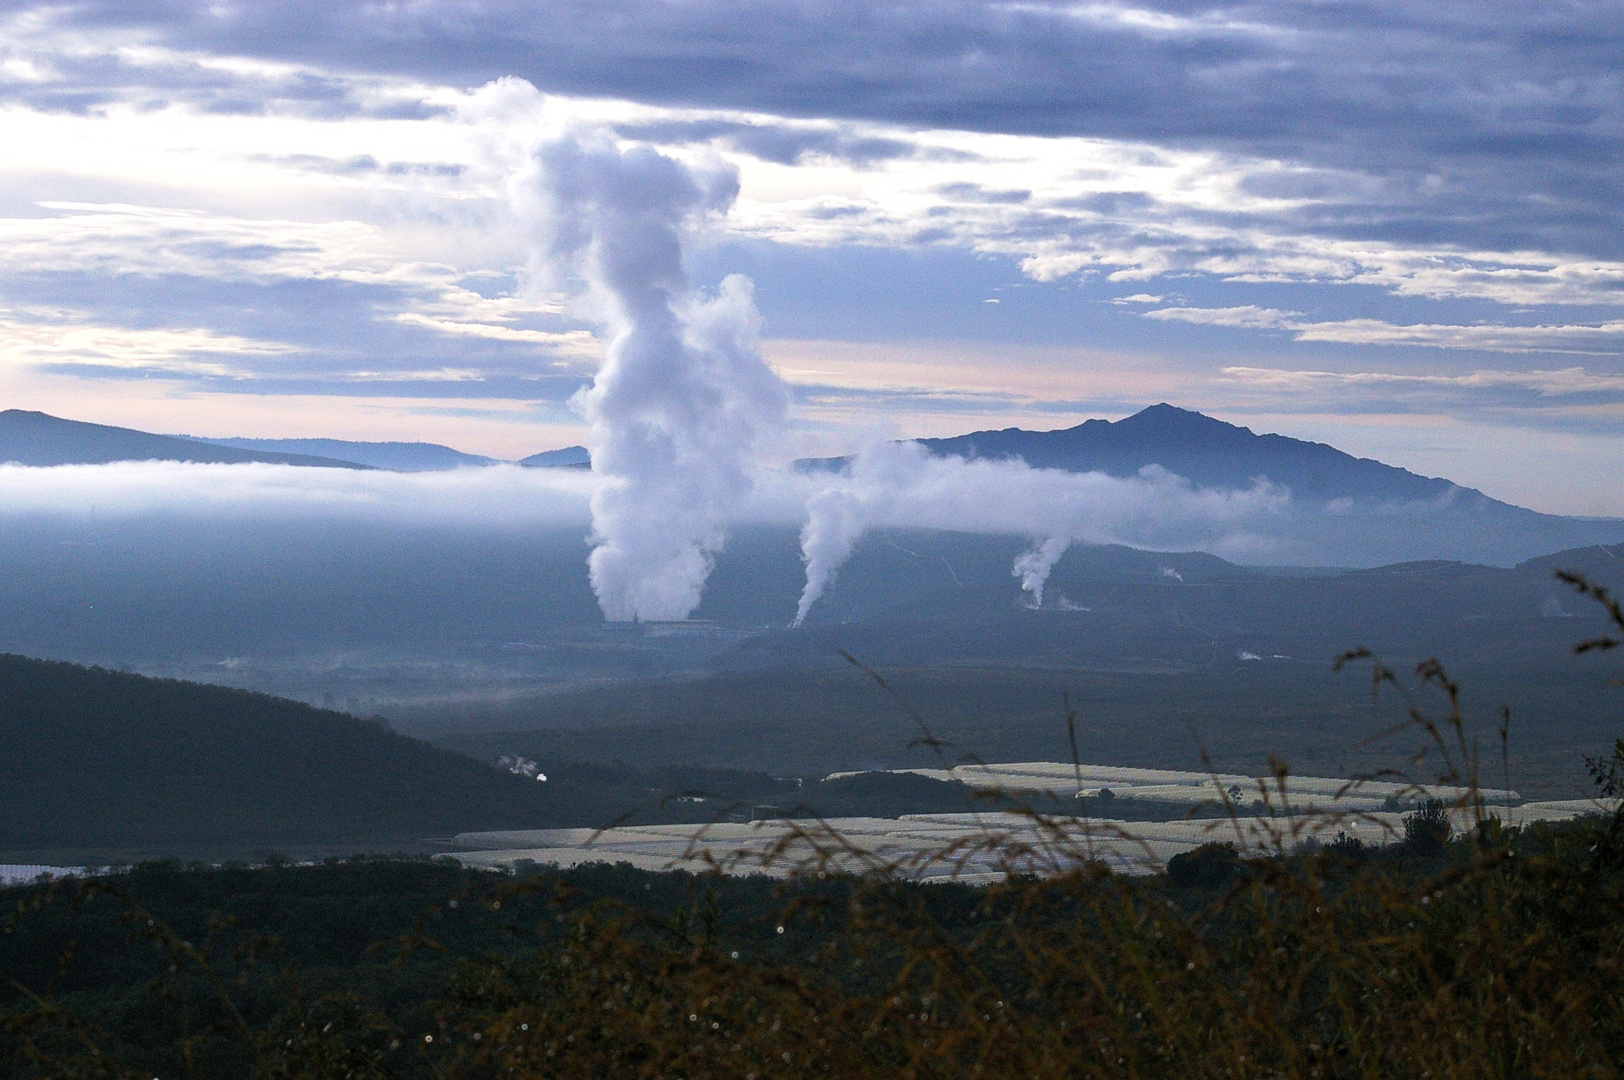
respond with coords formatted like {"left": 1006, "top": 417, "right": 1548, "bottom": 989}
{"left": 1, "top": 1, "right": 1621, "bottom": 514}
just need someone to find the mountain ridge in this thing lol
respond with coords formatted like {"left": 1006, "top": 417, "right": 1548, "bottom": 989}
{"left": 921, "top": 404, "right": 1460, "bottom": 502}
{"left": 792, "top": 404, "right": 1622, "bottom": 565}
{"left": 188, "top": 436, "right": 498, "bottom": 472}
{"left": 805, "top": 403, "right": 1481, "bottom": 505}
{"left": 0, "top": 409, "right": 596, "bottom": 471}
{"left": 0, "top": 410, "right": 374, "bottom": 470}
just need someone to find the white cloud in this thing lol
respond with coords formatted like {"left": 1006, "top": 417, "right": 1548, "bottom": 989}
{"left": 392, "top": 313, "right": 597, "bottom": 350}
{"left": 338, "top": 366, "right": 487, "bottom": 383}
{"left": 0, "top": 461, "right": 597, "bottom": 524}
{"left": 4, "top": 67, "right": 1615, "bottom": 320}
{"left": 0, "top": 308, "right": 291, "bottom": 374}
{"left": 1034, "top": 1, "right": 1296, "bottom": 41}
{"left": 0, "top": 203, "right": 399, "bottom": 285}
{"left": 1292, "top": 319, "right": 1624, "bottom": 354}
{"left": 1144, "top": 305, "right": 1297, "bottom": 330}
{"left": 1147, "top": 306, "right": 1624, "bottom": 355}
{"left": 0, "top": 10, "right": 1614, "bottom": 506}
{"left": 1221, "top": 366, "right": 1624, "bottom": 397}
{"left": 720, "top": 130, "right": 1624, "bottom": 307}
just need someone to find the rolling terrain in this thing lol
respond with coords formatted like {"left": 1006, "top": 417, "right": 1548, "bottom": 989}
{"left": 417, "top": 541, "right": 1624, "bottom": 799}
{"left": 0, "top": 509, "right": 1617, "bottom": 716}
{"left": 728, "top": 537, "right": 1624, "bottom": 669}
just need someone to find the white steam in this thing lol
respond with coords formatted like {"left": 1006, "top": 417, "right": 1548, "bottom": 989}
{"left": 497, "top": 754, "right": 547, "bottom": 781}
{"left": 523, "top": 132, "right": 788, "bottom": 621}
{"left": 793, "top": 442, "right": 1287, "bottom": 624}
{"left": 1012, "top": 536, "right": 1070, "bottom": 607}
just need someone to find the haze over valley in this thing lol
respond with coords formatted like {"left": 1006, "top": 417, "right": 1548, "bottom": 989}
{"left": 0, "top": 402, "right": 1619, "bottom": 848}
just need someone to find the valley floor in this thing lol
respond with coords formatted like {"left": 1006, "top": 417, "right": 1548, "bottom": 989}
{"left": 444, "top": 759, "right": 1616, "bottom": 881}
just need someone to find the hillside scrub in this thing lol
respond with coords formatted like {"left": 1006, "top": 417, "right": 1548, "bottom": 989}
{"left": 5, "top": 809, "right": 1624, "bottom": 1079}
{"left": 2, "top": 572, "right": 1623, "bottom": 1078}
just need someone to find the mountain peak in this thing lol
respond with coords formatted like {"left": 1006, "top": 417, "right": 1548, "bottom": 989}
{"left": 909, "top": 405, "right": 1458, "bottom": 503}
{"left": 1118, "top": 402, "right": 1241, "bottom": 430}
{"left": 1109, "top": 403, "right": 1254, "bottom": 443}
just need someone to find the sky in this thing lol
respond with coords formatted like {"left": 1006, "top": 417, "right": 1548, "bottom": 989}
{"left": 0, "top": 1, "right": 1622, "bottom": 515}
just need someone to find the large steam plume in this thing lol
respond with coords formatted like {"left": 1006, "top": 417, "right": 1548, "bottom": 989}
{"left": 523, "top": 132, "right": 788, "bottom": 621}
{"left": 793, "top": 442, "right": 1287, "bottom": 624}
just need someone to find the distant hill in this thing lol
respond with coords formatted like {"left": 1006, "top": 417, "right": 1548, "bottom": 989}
{"left": 0, "top": 411, "right": 370, "bottom": 469}
{"left": 715, "top": 533, "right": 1624, "bottom": 668}
{"left": 0, "top": 654, "right": 559, "bottom": 851}
{"left": 804, "top": 404, "right": 1456, "bottom": 500}
{"left": 190, "top": 437, "right": 497, "bottom": 471}
{"left": 520, "top": 445, "right": 591, "bottom": 468}
{"left": 916, "top": 404, "right": 1457, "bottom": 501}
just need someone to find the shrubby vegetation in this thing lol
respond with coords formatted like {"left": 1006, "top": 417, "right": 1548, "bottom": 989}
{"left": 4, "top": 801, "right": 1624, "bottom": 1078}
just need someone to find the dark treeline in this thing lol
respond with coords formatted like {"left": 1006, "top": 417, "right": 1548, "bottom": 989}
{"left": 4, "top": 801, "right": 1624, "bottom": 1079}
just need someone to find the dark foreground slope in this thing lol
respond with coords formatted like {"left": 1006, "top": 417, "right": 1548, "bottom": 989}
{"left": 6, "top": 814, "right": 1624, "bottom": 1080}
{"left": 0, "top": 655, "right": 559, "bottom": 854}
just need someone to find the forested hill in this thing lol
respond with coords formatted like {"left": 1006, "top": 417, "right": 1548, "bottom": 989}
{"left": 0, "top": 654, "right": 554, "bottom": 852}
